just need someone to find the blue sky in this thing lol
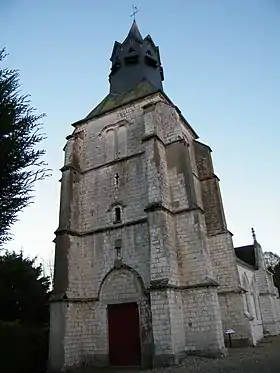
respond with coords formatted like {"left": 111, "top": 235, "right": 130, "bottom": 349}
{"left": 1, "top": 0, "right": 280, "bottom": 264}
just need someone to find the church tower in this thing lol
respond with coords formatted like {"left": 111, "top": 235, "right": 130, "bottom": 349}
{"left": 49, "top": 21, "right": 227, "bottom": 371}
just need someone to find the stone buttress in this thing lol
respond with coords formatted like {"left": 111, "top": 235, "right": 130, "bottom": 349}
{"left": 194, "top": 141, "right": 258, "bottom": 346}
{"left": 254, "top": 239, "right": 280, "bottom": 335}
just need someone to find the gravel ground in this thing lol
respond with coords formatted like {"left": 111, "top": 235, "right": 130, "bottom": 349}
{"left": 72, "top": 336, "right": 280, "bottom": 373}
{"left": 164, "top": 336, "right": 280, "bottom": 373}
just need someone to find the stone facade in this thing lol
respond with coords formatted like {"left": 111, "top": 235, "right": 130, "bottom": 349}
{"left": 192, "top": 140, "right": 280, "bottom": 347}
{"left": 49, "top": 93, "right": 229, "bottom": 371}
{"left": 49, "top": 22, "right": 280, "bottom": 373}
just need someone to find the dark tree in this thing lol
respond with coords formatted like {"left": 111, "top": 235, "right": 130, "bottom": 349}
{"left": 264, "top": 251, "right": 280, "bottom": 296}
{"left": 273, "top": 263, "right": 280, "bottom": 297}
{"left": 264, "top": 251, "right": 280, "bottom": 273}
{"left": 0, "top": 251, "right": 50, "bottom": 373}
{"left": 0, "top": 49, "right": 49, "bottom": 246}
{"left": 0, "top": 251, "right": 50, "bottom": 325}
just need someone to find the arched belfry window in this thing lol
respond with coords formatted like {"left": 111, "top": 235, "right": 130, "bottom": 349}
{"left": 117, "top": 125, "right": 127, "bottom": 158}
{"left": 101, "top": 121, "right": 129, "bottom": 162}
{"left": 105, "top": 129, "right": 115, "bottom": 162}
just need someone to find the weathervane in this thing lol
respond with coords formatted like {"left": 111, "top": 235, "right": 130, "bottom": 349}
{"left": 130, "top": 5, "right": 138, "bottom": 21}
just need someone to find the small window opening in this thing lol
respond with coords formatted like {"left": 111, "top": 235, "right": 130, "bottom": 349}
{"left": 114, "top": 207, "right": 122, "bottom": 223}
{"left": 129, "top": 47, "right": 135, "bottom": 53}
{"left": 114, "top": 173, "right": 120, "bottom": 186}
{"left": 115, "top": 239, "right": 122, "bottom": 259}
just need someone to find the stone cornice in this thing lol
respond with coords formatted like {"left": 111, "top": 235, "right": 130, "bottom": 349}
{"left": 194, "top": 139, "right": 213, "bottom": 153}
{"left": 60, "top": 164, "right": 80, "bottom": 173}
{"left": 49, "top": 294, "right": 99, "bottom": 304}
{"left": 259, "top": 291, "right": 279, "bottom": 297}
{"left": 218, "top": 287, "right": 245, "bottom": 295}
{"left": 50, "top": 278, "right": 219, "bottom": 303}
{"left": 141, "top": 133, "right": 187, "bottom": 149}
{"left": 142, "top": 133, "right": 165, "bottom": 146}
{"left": 60, "top": 137, "right": 189, "bottom": 176}
{"left": 200, "top": 173, "right": 220, "bottom": 182}
{"left": 55, "top": 217, "right": 147, "bottom": 237}
{"left": 144, "top": 202, "right": 204, "bottom": 216}
{"left": 54, "top": 205, "right": 205, "bottom": 240}
{"left": 207, "top": 229, "right": 234, "bottom": 238}
{"left": 148, "top": 278, "right": 219, "bottom": 291}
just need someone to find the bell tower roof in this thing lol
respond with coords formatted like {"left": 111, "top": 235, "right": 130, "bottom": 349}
{"left": 109, "top": 21, "right": 164, "bottom": 95}
{"left": 83, "top": 21, "right": 165, "bottom": 121}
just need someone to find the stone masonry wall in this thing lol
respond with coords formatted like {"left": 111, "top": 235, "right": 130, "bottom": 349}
{"left": 150, "top": 290, "right": 174, "bottom": 366}
{"left": 63, "top": 301, "right": 107, "bottom": 369}
{"left": 168, "top": 290, "right": 185, "bottom": 359}
{"left": 142, "top": 98, "right": 225, "bottom": 360}
{"left": 79, "top": 156, "right": 147, "bottom": 231}
{"left": 218, "top": 292, "right": 251, "bottom": 344}
{"left": 256, "top": 269, "right": 280, "bottom": 335}
{"left": 175, "top": 211, "right": 214, "bottom": 286}
{"left": 64, "top": 221, "right": 150, "bottom": 300}
{"left": 51, "top": 91, "right": 227, "bottom": 371}
{"left": 145, "top": 289, "right": 186, "bottom": 366}
{"left": 62, "top": 267, "right": 153, "bottom": 370}
{"left": 51, "top": 94, "right": 163, "bottom": 371}
{"left": 182, "top": 287, "right": 225, "bottom": 355}
{"left": 193, "top": 141, "right": 254, "bottom": 344}
{"left": 207, "top": 233, "right": 241, "bottom": 292}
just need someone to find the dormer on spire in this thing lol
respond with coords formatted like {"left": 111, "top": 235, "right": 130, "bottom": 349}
{"left": 109, "top": 21, "right": 164, "bottom": 95}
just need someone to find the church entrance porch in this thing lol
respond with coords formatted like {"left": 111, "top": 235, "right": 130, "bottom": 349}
{"left": 108, "top": 302, "right": 141, "bottom": 367}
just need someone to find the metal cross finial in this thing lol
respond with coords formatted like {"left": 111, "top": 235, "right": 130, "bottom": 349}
{"left": 130, "top": 5, "right": 138, "bottom": 21}
{"left": 251, "top": 227, "right": 257, "bottom": 242}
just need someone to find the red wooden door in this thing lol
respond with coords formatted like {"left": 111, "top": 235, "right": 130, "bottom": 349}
{"left": 108, "top": 302, "right": 141, "bottom": 366}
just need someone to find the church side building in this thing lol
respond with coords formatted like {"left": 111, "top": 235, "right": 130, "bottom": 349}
{"left": 234, "top": 233, "right": 280, "bottom": 343}
{"left": 49, "top": 22, "right": 280, "bottom": 372}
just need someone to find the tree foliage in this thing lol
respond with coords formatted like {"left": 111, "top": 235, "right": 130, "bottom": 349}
{"left": 271, "top": 262, "right": 280, "bottom": 297}
{"left": 0, "top": 251, "right": 50, "bottom": 325}
{"left": 0, "top": 251, "right": 50, "bottom": 372}
{"left": 264, "top": 251, "right": 280, "bottom": 272}
{"left": 0, "top": 49, "right": 50, "bottom": 246}
{"left": 264, "top": 251, "right": 280, "bottom": 296}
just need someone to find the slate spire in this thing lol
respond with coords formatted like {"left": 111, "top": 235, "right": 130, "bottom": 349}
{"left": 109, "top": 21, "right": 164, "bottom": 94}
{"left": 124, "top": 20, "right": 143, "bottom": 43}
